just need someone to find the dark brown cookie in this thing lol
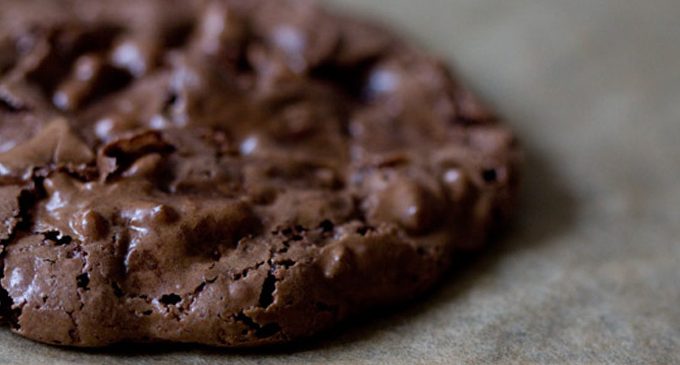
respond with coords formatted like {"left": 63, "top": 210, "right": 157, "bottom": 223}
{"left": 0, "top": 0, "right": 520, "bottom": 347}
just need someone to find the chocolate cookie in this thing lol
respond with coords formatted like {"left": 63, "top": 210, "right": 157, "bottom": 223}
{"left": 0, "top": 0, "right": 520, "bottom": 347}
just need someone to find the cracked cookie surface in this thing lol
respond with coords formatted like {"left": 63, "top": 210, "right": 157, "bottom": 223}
{"left": 0, "top": 0, "right": 520, "bottom": 347}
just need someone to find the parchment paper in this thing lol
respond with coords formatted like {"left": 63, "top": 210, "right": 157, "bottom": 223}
{"left": 1, "top": 0, "right": 678, "bottom": 363}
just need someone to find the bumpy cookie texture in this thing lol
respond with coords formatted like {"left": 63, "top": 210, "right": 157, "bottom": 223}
{"left": 0, "top": 0, "right": 520, "bottom": 347}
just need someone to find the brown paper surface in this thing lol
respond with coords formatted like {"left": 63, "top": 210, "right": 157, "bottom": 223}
{"left": 1, "top": 0, "right": 678, "bottom": 363}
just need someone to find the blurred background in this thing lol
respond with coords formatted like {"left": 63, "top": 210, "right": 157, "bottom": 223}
{"left": 1, "top": 0, "right": 678, "bottom": 364}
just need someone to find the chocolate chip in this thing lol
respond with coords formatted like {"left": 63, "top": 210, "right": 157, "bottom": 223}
{"left": 78, "top": 210, "right": 108, "bottom": 241}
{"left": 370, "top": 176, "right": 443, "bottom": 234}
{"left": 98, "top": 131, "right": 175, "bottom": 181}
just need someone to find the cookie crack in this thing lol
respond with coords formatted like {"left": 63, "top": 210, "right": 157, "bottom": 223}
{"left": 231, "top": 260, "right": 266, "bottom": 281}
{"left": 175, "top": 279, "right": 215, "bottom": 320}
{"left": 258, "top": 264, "right": 276, "bottom": 308}
{"left": 186, "top": 281, "right": 207, "bottom": 309}
{"left": 65, "top": 310, "right": 80, "bottom": 344}
{"left": 232, "top": 311, "right": 281, "bottom": 339}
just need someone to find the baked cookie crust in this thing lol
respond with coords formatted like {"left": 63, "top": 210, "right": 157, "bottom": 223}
{"left": 0, "top": 0, "right": 520, "bottom": 347}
